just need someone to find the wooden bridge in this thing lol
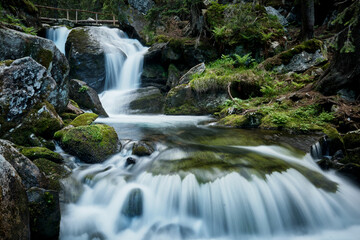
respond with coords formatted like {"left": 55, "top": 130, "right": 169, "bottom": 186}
{"left": 35, "top": 5, "right": 119, "bottom": 26}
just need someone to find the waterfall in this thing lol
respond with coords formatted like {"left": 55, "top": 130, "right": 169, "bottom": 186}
{"left": 46, "top": 26, "right": 71, "bottom": 54}
{"left": 91, "top": 27, "right": 148, "bottom": 114}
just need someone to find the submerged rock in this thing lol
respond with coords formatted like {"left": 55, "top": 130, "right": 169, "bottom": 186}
{"left": 0, "top": 28, "right": 69, "bottom": 111}
{"left": 0, "top": 154, "right": 30, "bottom": 240}
{"left": 69, "top": 79, "right": 108, "bottom": 117}
{"left": 66, "top": 27, "right": 105, "bottom": 92}
{"left": 27, "top": 187, "right": 60, "bottom": 240}
{"left": 121, "top": 188, "right": 143, "bottom": 218}
{"left": 57, "top": 124, "right": 119, "bottom": 163}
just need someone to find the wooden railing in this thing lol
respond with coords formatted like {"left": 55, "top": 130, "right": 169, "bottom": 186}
{"left": 34, "top": 5, "right": 118, "bottom": 26}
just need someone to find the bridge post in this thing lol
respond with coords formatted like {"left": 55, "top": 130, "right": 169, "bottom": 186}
{"left": 66, "top": 10, "right": 69, "bottom": 20}
{"left": 113, "top": 15, "right": 115, "bottom": 26}
{"left": 76, "top": 10, "right": 78, "bottom": 23}
{"left": 96, "top": 13, "right": 98, "bottom": 24}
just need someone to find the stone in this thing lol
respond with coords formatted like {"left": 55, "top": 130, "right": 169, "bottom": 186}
{"left": 128, "top": 87, "right": 165, "bottom": 114}
{"left": 58, "top": 124, "right": 119, "bottom": 163}
{"left": 179, "top": 62, "right": 206, "bottom": 85}
{"left": 141, "top": 64, "right": 167, "bottom": 91}
{"left": 66, "top": 100, "right": 84, "bottom": 115}
{"left": 132, "top": 141, "right": 155, "bottom": 156}
{"left": 69, "top": 79, "right": 108, "bottom": 117}
{"left": 66, "top": 27, "right": 105, "bottom": 92}
{"left": 0, "top": 28, "right": 70, "bottom": 111}
{"left": 19, "top": 147, "right": 63, "bottom": 163}
{"left": 125, "top": 157, "right": 136, "bottom": 167}
{"left": 167, "top": 64, "right": 181, "bottom": 88}
{"left": 265, "top": 6, "right": 288, "bottom": 26}
{"left": 69, "top": 113, "right": 99, "bottom": 127}
{"left": 0, "top": 154, "right": 30, "bottom": 240}
{"left": 27, "top": 187, "right": 60, "bottom": 240}
{"left": 0, "top": 139, "right": 47, "bottom": 189}
{"left": 121, "top": 188, "right": 143, "bottom": 217}
{"left": 278, "top": 50, "right": 327, "bottom": 73}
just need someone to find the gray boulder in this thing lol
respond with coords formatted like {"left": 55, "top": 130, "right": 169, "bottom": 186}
{"left": 128, "top": 87, "right": 165, "bottom": 114}
{"left": 0, "top": 154, "right": 30, "bottom": 240}
{"left": 0, "top": 28, "right": 69, "bottom": 111}
{"left": 265, "top": 6, "right": 288, "bottom": 26}
{"left": 276, "top": 50, "right": 327, "bottom": 73}
{"left": 66, "top": 27, "right": 105, "bottom": 92}
{"left": 0, "top": 139, "right": 46, "bottom": 189}
{"left": 179, "top": 62, "right": 206, "bottom": 85}
{"left": 69, "top": 79, "right": 108, "bottom": 117}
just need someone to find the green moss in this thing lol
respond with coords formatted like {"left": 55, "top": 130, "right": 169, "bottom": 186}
{"left": 0, "top": 60, "right": 14, "bottom": 66}
{"left": 36, "top": 48, "right": 53, "bottom": 69}
{"left": 60, "top": 113, "right": 78, "bottom": 120}
{"left": 34, "top": 158, "right": 69, "bottom": 191}
{"left": 69, "top": 113, "right": 98, "bottom": 127}
{"left": 343, "top": 130, "right": 360, "bottom": 149}
{"left": 78, "top": 86, "right": 89, "bottom": 93}
{"left": 69, "top": 99, "right": 80, "bottom": 108}
{"left": 218, "top": 115, "right": 248, "bottom": 127}
{"left": 19, "top": 147, "right": 63, "bottom": 163}
{"left": 164, "top": 101, "right": 203, "bottom": 115}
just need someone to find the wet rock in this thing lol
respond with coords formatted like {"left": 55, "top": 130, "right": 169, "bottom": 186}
{"left": 69, "top": 113, "right": 99, "bottom": 127}
{"left": 338, "top": 163, "right": 360, "bottom": 184}
{"left": 128, "top": 87, "right": 165, "bottom": 114}
{"left": 57, "top": 124, "right": 119, "bottom": 163}
{"left": 179, "top": 63, "right": 206, "bottom": 85}
{"left": 19, "top": 147, "right": 63, "bottom": 163}
{"left": 141, "top": 64, "right": 167, "bottom": 91}
{"left": 66, "top": 27, "right": 105, "bottom": 92}
{"left": 0, "top": 139, "right": 46, "bottom": 189}
{"left": 125, "top": 157, "right": 136, "bottom": 167}
{"left": 69, "top": 79, "right": 108, "bottom": 117}
{"left": 167, "top": 64, "right": 181, "bottom": 88}
{"left": 121, "top": 188, "right": 143, "bottom": 217}
{"left": 27, "top": 187, "right": 60, "bottom": 240}
{"left": 132, "top": 141, "right": 155, "bottom": 156}
{"left": 66, "top": 100, "right": 84, "bottom": 115}
{"left": 165, "top": 84, "right": 228, "bottom": 115}
{"left": 128, "top": 0, "right": 155, "bottom": 14}
{"left": 0, "top": 154, "right": 30, "bottom": 240}
{"left": 0, "top": 28, "right": 70, "bottom": 111}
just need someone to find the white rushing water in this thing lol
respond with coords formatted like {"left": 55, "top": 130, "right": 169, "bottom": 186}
{"left": 46, "top": 26, "right": 71, "bottom": 54}
{"left": 91, "top": 27, "right": 148, "bottom": 114}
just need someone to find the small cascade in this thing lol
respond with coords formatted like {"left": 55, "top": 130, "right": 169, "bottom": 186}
{"left": 89, "top": 27, "right": 147, "bottom": 114}
{"left": 46, "top": 26, "right": 71, "bottom": 54}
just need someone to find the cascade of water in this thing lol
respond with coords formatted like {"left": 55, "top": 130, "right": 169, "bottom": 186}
{"left": 46, "top": 26, "right": 71, "bottom": 54}
{"left": 89, "top": 27, "right": 148, "bottom": 114}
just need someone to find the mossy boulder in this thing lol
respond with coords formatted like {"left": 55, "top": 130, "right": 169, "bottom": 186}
{"left": 57, "top": 124, "right": 119, "bottom": 163}
{"left": 19, "top": 147, "right": 63, "bottom": 163}
{"left": 218, "top": 113, "right": 263, "bottom": 128}
{"left": 132, "top": 141, "right": 155, "bottom": 156}
{"left": 27, "top": 187, "right": 60, "bottom": 240}
{"left": 260, "top": 39, "right": 325, "bottom": 72}
{"left": 66, "top": 27, "right": 105, "bottom": 92}
{"left": 164, "top": 84, "right": 228, "bottom": 115}
{"left": 0, "top": 154, "right": 30, "bottom": 240}
{"left": 70, "top": 113, "right": 99, "bottom": 127}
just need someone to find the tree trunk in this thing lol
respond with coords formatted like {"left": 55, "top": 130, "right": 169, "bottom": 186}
{"left": 300, "top": 0, "right": 315, "bottom": 40}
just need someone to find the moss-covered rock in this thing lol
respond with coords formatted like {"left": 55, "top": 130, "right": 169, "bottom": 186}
{"left": 218, "top": 113, "right": 263, "bottom": 128}
{"left": 132, "top": 141, "right": 154, "bottom": 156}
{"left": 128, "top": 87, "right": 165, "bottom": 114}
{"left": 19, "top": 147, "right": 63, "bottom": 163}
{"left": 27, "top": 187, "right": 60, "bottom": 240}
{"left": 58, "top": 124, "right": 119, "bottom": 163}
{"left": 69, "top": 113, "right": 99, "bottom": 127}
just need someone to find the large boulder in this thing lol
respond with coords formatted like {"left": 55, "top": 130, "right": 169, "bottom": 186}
{"left": 69, "top": 79, "right": 108, "bottom": 117}
{"left": 178, "top": 63, "right": 206, "bottom": 85}
{"left": 165, "top": 84, "right": 228, "bottom": 115}
{"left": 0, "top": 139, "right": 46, "bottom": 189}
{"left": 0, "top": 27, "right": 70, "bottom": 111}
{"left": 128, "top": 87, "right": 165, "bottom": 114}
{"left": 56, "top": 124, "right": 119, "bottom": 163}
{"left": 65, "top": 27, "right": 105, "bottom": 92}
{"left": 27, "top": 187, "right": 60, "bottom": 240}
{"left": 0, "top": 154, "right": 30, "bottom": 240}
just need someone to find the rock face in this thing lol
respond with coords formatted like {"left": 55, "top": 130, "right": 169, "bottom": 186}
{"left": 27, "top": 187, "right": 60, "bottom": 240}
{"left": 0, "top": 28, "right": 69, "bottom": 111}
{"left": 275, "top": 50, "right": 326, "bottom": 73}
{"left": 0, "top": 154, "right": 30, "bottom": 240}
{"left": 56, "top": 124, "right": 119, "bottom": 163}
{"left": 179, "top": 63, "right": 206, "bottom": 85}
{"left": 165, "top": 84, "right": 228, "bottom": 115}
{"left": 0, "top": 140, "right": 46, "bottom": 189}
{"left": 128, "top": 0, "right": 155, "bottom": 14}
{"left": 66, "top": 27, "right": 105, "bottom": 92}
{"left": 128, "top": 87, "right": 165, "bottom": 114}
{"left": 69, "top": 79, "right": 108, "bottom": 117}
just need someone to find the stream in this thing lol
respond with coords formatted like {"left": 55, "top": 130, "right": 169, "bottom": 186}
{"left": 47, "top": 26, "right": 360, "bottom": 240}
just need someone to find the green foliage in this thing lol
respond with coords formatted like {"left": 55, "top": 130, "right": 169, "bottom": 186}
{"left": 78, "top": 86, "right": 89, "bottom": 93}
{"left": 207, "top": 2, "right": 285, "bottom": 48}
{"left": 0, "top": 14, "right": 37, "bottom": 35}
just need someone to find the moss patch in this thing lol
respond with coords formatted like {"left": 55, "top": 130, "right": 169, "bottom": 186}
{"left": 19, "top": 147, "right": 63, "bottom": 163}
{"left": 33, "top": 158, "right": 69, "bottom": 191}
{"left": 69, "top": 113, "right": 98, "bottom": 127}
{"left": 36, "top": 48, "right": 53, "bottom": 69}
